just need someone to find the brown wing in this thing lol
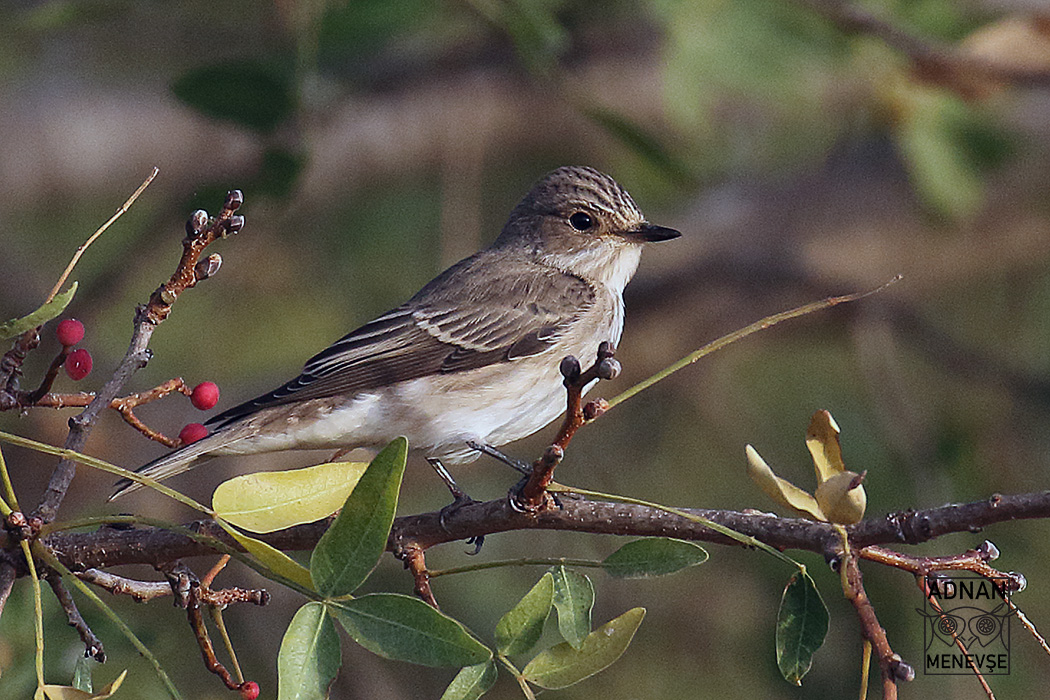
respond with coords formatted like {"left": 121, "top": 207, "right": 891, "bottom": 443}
{"left": 207, "top": 254, "right": 594, "bottom": 428}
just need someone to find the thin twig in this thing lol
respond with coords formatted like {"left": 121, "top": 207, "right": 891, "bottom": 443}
{"left": 401, "top": 545, "right": 439, "bottom": 608}
{"left": 842, "top": 552, "right": 911, "bottom": 699}
{"left": 77, "top": 568, "right": 172, "bottom": 602}
{"left": 46, "top": 168, "right": 159, "bottom": 304}
{"left": 45, "top": 571, "right": 106, "bottom": 662}
{"left": 32, "top": 190, "right": 244, "bottom": 524}
{"left": 606, "top": 276, "right": 901, "bottom": 410}
{"left": 517, "top": 342, "right": 619, "bottom": 509}
{"left": 22, "top": 377, "right": 193, "bottom": 447}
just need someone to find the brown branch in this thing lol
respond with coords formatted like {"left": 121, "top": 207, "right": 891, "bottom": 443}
{"left": 517, "top": 342, "right": 619, "bottom": 509}
{"left": 400, "top": 545, "right": 439, "bottom": 609}
{"left": 0, "top": 330, "right": 41, "bottom": 406}
{"left": 20, "top": 347, "right": 72, "bottom": 405}
{"left": 21, "top": 377, "right": 193, "bottom": 447}
{"left": 77, "top": 568, "right": 172, "bottom": 602}
{"left": 44, "top": 571, "right": 106, "bottom": 662}
{"left": 32, "top": 190, "right": 244, "bottom": 524}
{"left": 860, "top": 542, "right": 1025, "bottom": 592}
{"left": 76, "top": 564, "right": 269, "bottom": 608}
{"left": 35, "top": 490, "right": 1050, "bottom": 574}
{"left": 841, "top": 552, "right": 912, "bottom": 699}
{"left": 159, "top": 558, "right": 263, "bottom": 693}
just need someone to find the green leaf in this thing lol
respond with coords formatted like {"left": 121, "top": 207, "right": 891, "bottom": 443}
{"left": 522, "top": 608, "right": 645, "bottom": 690}
{"left": 601, "top": 538, "right": 709, "bottom": 579}
{"left": 0, "top": 282, "right": 77, "bottom": 340}
{"left": 439, "top": 659, "right": 498, "bottom": 700}
{"left": 550, "top": 566, "right": 593, "bottom": 649}
{"left": 310, "top": 437, "right": 407, "bottom": 597}
{"left": 213, "top": 460, "right": 369, "bottom": 534}
{"left": 171, "top": 59, "right": 296, "bottom": 133}
{"left": 72, "top": 655, "right": 93, "bottom": 693}
{"left": 278, "top": 603, "right": 341, "bottom": 700}
{"left": 217, "top": 519, "right": 314, "bottom": 591}
{"left": 495, "top": 572, "right": 554, "bottom": 656}
{"left": 330, "top": 593, "right": 490, "bottom": 668}
{"left": 776, "top": 569, "right": 829, "bottom": 685}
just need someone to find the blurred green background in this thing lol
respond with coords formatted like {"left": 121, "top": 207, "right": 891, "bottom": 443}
{"left": 2, "top": 1, "right": 1050, "bottom": 698}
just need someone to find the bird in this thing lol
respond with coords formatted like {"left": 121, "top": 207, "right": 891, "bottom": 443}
{"left": 111, "top": 166, "right": 679, "bottom": 499}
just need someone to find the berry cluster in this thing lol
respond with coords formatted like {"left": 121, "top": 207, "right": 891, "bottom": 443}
{"left": 180, "top": 381, "right": 220, "bottom": 444}
{"left": 53, "top": 318, "right": 222, "bottom": 446}
{"left": 56, "top": 319, "right": 92, "bottom": 380}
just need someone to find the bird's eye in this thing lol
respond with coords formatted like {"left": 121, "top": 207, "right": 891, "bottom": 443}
{"left": 568, "top": 212, "right": 594, "bottom": 231}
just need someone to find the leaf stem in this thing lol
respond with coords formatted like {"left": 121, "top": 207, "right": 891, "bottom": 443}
{"left": 550, "top": 483, "right": 802, "bottom": 569}
{"left": 0, "top": 430, "right": 211, "bottom": 515}
{"left": 429, "top": 557, "right": 602, "bottom": 578}
{"left": 606, "top": 276, "right": 901, "bottom": 411}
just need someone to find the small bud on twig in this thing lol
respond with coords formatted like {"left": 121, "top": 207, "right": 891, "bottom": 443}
{"left": 225, "top": 215, "right": 245, "bottom": 235}
{"left": 890, "top": 656, "right": 915, "bottom": 682}
{"left": 194, "top": 253, "right": 222, "bottom": 281}
{"left": 186, "top": 210, "right": 209, "bottom": 236}
{"left": 977, "top": 540, "right": 1000, "bottom": 561}
{"left": 583, "top": 399, "right": 609, "bottom": 421}
{"left": 597, "top": 357, "right": 621, "bottom": 380}
{"left": 225, "top": 189, "right": 244, "bottom": 211}
{"left": 559, "top": 355, "right": 581, "bottom": 384}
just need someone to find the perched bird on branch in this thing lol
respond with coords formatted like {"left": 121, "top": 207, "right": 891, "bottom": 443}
{"left": 112, "top": 166, "right": 679, "bottom": 499}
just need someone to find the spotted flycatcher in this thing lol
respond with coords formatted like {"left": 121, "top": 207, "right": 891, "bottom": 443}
{"left": 112, "top": 166, "right": 679, "bottom": 498}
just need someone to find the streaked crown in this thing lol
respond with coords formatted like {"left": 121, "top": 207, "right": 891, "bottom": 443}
{"left": 497, "top": 166, "right": 647, "bottom": 245}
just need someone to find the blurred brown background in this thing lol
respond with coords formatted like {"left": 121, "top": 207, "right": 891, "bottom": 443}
{"left": 2, "top": 1, "right": 1050, "bottom": 698}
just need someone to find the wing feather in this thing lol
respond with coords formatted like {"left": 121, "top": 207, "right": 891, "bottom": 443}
{"left": 207, "top": 256, "right": 594, "bottom": 428}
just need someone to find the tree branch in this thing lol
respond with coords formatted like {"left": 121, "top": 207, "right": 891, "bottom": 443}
{"left": 38, "top": 490, "right": 1050, "bottom": 574}
{"left": 32, "top": 191, "right": 245, "bottom": 523}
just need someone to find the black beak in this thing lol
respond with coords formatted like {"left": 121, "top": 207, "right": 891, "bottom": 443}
{"left": 632, "top": 222, "right": 681, "bottom": 242}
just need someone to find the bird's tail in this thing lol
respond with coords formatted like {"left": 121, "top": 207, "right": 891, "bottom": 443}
{"left": 109, "top": 426, "right": 249, "bottom": 500}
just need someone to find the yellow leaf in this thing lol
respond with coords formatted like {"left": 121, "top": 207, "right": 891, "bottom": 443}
{"left": 745, "top": 445, "right": 825, "bottom": 521}
{"left": 213, "top": 460, "right": 368, "bottom": 533}
{"left": 814, "top": 471, "right": 867, "bottom": 525}
{"left": 805, "top": 410, "right": 845, "bottom": 485}
{"left": 217, "top": 519, "right": 315, "bottom": 591}
{"left": 43, "top": 670, "right": 127, "bottom": 699}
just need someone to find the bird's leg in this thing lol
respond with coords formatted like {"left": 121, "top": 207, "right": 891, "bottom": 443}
{"left": 427, "top": 457, "right": 474, "bottom": 509}
{"left": 427, "top": 457, "right": 485, "bottom": 552}
{"left": 465, "top": 440, "right": 531, "bottom": 475}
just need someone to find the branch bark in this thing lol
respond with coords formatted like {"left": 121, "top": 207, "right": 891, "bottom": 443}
{"left": 37, "top": 490, "right": 1050, "bottom": 574}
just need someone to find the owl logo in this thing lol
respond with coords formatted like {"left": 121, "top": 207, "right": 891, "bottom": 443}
{"left": 915, "top": 601, "right": 1013, "bottom": 652}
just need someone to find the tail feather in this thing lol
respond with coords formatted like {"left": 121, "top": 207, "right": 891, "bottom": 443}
{"left": 109, "top": 427, "right": 249, "bottom": 500}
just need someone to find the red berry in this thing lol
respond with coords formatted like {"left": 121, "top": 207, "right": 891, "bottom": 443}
{"left": 56, "top": 318, "right": 85, "bottom": 346}
{"left": 190, "top": 381, "right": 220, "bottom": 410}
{"left": 239, "top": 681, "right": 260, "bottom": 700}
{"left": 179, "top": 423, "right": 208, "bottom": 445}
{"left": 64, "top": 348, "right": 92, "bottom": 380}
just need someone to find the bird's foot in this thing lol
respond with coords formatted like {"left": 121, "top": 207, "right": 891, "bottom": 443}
{"left": 507, "top": 476, "right": 562, "bottom": 513}
{"left": 427, "top": 457, "right": 486, "bottom": 553}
